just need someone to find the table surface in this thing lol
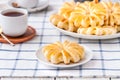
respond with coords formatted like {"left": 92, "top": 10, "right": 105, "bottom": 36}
{"left": 0, "top": 0, "right": 120, "bottom": 78}
{"left": 0, "top": 77, "right": 119, "bottom": 80}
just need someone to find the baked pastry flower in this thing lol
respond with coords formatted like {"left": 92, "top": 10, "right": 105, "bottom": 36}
{"left": 77, "top": 26, "right": 117, "bottom": 35}
{"left": 50, "top": 0, "right": 120, "bottom": 36}
{"left": 42, "top": 40, "right": 84, "bottom": 64}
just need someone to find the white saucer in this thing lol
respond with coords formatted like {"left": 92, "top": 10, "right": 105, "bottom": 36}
{"left": 0, "top": 4, "right": 10, "bottom": 11}
{"left": 8, "top": 0, "right": 49, "bottom": 12}
{"left": 36, "top": 45, "right": 93, "bottom": 68}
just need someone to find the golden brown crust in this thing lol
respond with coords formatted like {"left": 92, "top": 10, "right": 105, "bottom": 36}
{"left": 94, "top": 0, "right": 99, "bottom": 4}
{"left": 50, "top": 1, "right": 120, "bottom": 35}
{"left": 42, "top": 40, "right": 85, "bottom": 64}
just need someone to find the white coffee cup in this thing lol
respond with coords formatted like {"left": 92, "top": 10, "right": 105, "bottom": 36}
{"left": 0, "top": 8, "right": 28, "bottom": 37}
{"left": 16, "top": 0, "right": 39, "bottom": 8}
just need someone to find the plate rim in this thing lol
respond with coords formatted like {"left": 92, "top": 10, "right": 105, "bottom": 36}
{"left": 36, "top": 45, "right": 93, "bottom": 68}
{"left": 8, "top": 0, "right": 49, "bottom": 12}
{"left": 50, "top": 23, "right": 120, "bottom": 39}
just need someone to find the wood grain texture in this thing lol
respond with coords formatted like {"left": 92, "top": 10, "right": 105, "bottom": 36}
{"left": 56, "top": 78, "right": 109, "bottom": 80}
{"left": 1, "top": 78, "right": 54, "bottom": 80}
{"left": 1, "top": 77, "right": 120, "bottom": 80}
{"left": 0, "top": 26, "right": 36, "bottom": 44}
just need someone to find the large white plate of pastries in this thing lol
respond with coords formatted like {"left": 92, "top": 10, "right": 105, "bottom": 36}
{"left": 50, "top": 0, "right": 120, "bottom": 39}
{"left": 36, "top": 40, "right": 93, "bottom": 68}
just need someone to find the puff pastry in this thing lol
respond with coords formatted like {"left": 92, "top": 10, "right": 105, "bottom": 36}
{"left": 50, "top": 0, "right": 120, "bottom": 36}
{"left": 42, "top": 40, "right": 84, "bottom": 64}
{"left": 77, "top": 26, "right": 117, "bottom": 35}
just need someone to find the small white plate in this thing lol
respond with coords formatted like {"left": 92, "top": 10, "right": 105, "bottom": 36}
{"left": 36, "top": 45, "right": 93, "bottom": 68}
{"left": 50, "top": 23, "right": 120, "bottom": 39}
{"left": 8, "top": 0, "right": 49, "bottom": 12}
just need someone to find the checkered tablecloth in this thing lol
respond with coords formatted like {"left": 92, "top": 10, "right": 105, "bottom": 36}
{"left": 0, "top": 0, "right": 120, "bottom": 78}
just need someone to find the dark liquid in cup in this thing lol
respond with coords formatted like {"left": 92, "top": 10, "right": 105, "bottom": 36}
{"left": 3, "top": 12, "right": 24, "bottom": 17}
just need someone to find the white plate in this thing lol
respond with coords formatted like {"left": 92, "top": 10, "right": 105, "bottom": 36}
{"left": 36, "top": 45, "right": 93, "bottom": 68}
{"left": 50, "top": 23, "right": 120, "bottom": 39}
{"left": 8, "top": 0, "right": 49, "bottom": 12}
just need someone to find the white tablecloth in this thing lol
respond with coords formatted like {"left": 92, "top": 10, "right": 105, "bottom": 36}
{"left": 0, "top": 0, "right": 120, "bottom": 78}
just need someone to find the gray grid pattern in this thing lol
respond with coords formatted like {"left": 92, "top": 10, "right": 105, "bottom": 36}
{"left": 0, "top": 0, "right": 120, "bottom": 78}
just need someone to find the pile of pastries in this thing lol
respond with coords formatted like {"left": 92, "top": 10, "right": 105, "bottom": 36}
{"left": 50, "top": 0, "right": 120, "bottom": 35}
{"left": 42, "top": 40, "right": 84, "bottom": 64}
